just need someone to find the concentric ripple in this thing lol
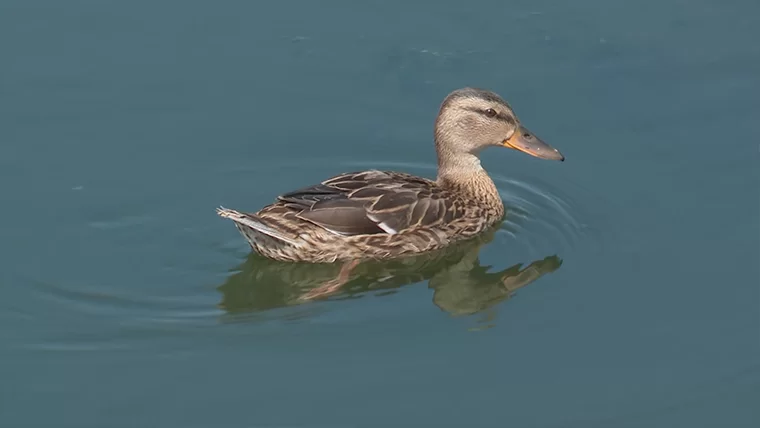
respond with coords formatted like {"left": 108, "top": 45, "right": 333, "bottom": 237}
{"left": 492, "top": 172, "right": 593, "bottom": 257}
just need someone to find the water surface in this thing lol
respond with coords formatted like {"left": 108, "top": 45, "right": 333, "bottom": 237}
{"left": 1, "top": 1, "right": 758, "bottom": 427}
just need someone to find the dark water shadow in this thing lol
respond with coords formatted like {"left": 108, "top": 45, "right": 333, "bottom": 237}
{"left": 217, "top": 226, "right": 562, "bottom": 318}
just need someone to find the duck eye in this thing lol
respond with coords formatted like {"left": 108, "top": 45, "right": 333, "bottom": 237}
{"left": 484, "top": 108, "right": 497, "bottom": 118}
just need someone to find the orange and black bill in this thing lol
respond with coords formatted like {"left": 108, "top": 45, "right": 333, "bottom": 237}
{"left": 503, "top": 125, "right": 564, "bottom": 161}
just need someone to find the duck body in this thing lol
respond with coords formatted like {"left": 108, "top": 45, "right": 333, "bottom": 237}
{"left": 218, "top": 168, "right": 505, "bottom": 263}
{"left": 218, "top": 87, "right": 564, "bottom": 263}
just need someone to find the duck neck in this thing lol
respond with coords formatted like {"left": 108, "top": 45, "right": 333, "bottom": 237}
{"left": 435, "top": 150, "right": 504, "bottom": 217}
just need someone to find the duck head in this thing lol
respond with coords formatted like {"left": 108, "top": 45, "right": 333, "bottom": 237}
{"left": 434, "top": 87, "right": 564, "bottom": 162}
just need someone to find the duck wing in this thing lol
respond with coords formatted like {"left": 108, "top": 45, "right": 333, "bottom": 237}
{"left": 277, "top": 170, "right": 462, "bottom": 237}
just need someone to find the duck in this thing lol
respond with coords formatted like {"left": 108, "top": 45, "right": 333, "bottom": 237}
{"left": 217, "top": 87, "right": 564, "bottom": 264}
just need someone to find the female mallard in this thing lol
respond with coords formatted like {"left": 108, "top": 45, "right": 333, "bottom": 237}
{"left": 218, "top": 87, "right": 564, "bottom": 264}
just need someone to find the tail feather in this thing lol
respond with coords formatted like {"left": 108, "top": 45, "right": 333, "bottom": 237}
{"left": 216, "top": 206, "right": 300, "bottom": 246}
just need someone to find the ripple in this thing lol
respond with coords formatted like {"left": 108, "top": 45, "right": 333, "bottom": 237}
{"left": 14, "top": 273, "right": 227, "bottom": 352}
{"left": 492, "top": 173, "right": 590, "bottom": 257}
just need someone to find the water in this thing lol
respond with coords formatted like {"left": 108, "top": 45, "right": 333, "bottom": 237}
{"left": 1, "top": 1, "right": 758, "bottom": 426}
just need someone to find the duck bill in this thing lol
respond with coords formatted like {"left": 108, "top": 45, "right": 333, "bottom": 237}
{"left": 503, "top": 125, "right": 564, "bottom": 161}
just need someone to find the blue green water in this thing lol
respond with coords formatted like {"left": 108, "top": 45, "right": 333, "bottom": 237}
{"left": 1, "top": 1, "right": 758, "bottom": 427}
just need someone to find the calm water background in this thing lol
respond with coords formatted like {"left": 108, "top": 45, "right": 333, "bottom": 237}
{"left": 1, "top": 1, "right": 758, "bottom": 427}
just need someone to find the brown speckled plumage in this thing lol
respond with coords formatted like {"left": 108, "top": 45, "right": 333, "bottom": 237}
{"left": 218, "top": 87, "right": 564, "bottom": 263}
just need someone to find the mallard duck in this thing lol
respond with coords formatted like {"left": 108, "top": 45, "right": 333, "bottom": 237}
{"left": 218, "top": 87, "right": 564, "bottom": 263}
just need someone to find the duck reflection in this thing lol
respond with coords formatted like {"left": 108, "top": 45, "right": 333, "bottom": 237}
{"left": 217, "top": 228, "right": 562, "bottom": 317}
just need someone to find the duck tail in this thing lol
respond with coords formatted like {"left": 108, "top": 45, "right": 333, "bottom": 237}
{"left": 216, "top": 206, "right": 300, "bottom": 246}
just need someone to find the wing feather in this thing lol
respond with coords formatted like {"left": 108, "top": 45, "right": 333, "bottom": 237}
{"left": 273, "top": 170, "right": 463, "bottom": 237}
